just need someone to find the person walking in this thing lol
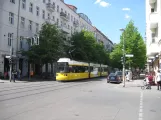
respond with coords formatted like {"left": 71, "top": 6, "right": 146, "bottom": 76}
{"left": 156, "top": 70, "right": 161, "bottom": 90}
{"left": 12, "top": 69, "right": 17, "bottom": 82}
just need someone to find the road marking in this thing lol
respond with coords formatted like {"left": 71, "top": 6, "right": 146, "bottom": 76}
{"left": 139, "top": 92, "right": 143, "bottom": 120}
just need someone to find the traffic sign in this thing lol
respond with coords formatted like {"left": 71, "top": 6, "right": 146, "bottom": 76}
{"left": 125, "top": 54, "right": 134, "bottom": 57}
{"left": 5, "top": 56, "right": 11, "bottom": 58}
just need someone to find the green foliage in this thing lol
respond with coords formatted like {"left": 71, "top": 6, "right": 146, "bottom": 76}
{"left": 22, "top": 22, "right": 65, "bottom": 65}
{"left": 69, "top": 30, "right": 109, "bottom": 64}
{"left": 110, "top": 20, "right": 146, "bottom": 69}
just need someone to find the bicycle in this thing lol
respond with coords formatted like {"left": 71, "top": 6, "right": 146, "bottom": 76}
{"left": 141, "top": 80, "right": 151, "bottom": 90}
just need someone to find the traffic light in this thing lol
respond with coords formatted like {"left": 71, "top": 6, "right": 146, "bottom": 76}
{"left": 9, "top": 57, "right": 12, "bottom": 64}
{"left": 121, "top": 57, "right": 124, "bottom": 64}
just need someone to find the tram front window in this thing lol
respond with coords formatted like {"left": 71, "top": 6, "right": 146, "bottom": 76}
{"left": 57, "top": 62, "right": 69, "bottom": 73}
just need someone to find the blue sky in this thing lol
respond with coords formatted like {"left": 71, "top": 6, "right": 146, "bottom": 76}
{"left": 65, "top": 0, "right": 145, "bottom": 44}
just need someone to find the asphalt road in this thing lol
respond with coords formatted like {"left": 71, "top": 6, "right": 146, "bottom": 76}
{"left": 0, "top": 78, "right": 160, "bottom": 120}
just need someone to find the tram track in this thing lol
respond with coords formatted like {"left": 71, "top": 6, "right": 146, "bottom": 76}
{"left": 0, "top": 80, "right": 97, "bottom": 102}
{"left": 0, "top": 81, "right": 59, "bottom": 92}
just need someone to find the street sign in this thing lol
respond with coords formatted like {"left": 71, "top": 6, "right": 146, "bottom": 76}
{"left": 125, "top": 54, "right": 134, "bottom": 57}
{"left": 5, "top": 56, "right": 11, "bottom": 58}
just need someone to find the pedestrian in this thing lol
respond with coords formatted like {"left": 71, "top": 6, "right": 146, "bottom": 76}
{"left": 12, "top": 69, "right": 17, "bottom": 82}
{"left": 156, "top": 70, "right": 161, "bottom": 90}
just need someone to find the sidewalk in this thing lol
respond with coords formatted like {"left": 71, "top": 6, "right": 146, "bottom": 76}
{"left": 0, "top": 79, "right": 28, "bottom": 83}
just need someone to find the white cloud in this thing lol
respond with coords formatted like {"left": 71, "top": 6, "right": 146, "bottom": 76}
{"left": 125, "top": 14, "right": 130, "bottom": 19}
{"left": 100, "top": 1, "right": 111, "bottom": 7}
{"left": 94, "top": 0, "right": 111, "bottom": 7}
{"left": 94, "top": 0, "right": 101, "bottom": 4}
{"left": 122, "top": 8, "right": 130, "bottom": 11}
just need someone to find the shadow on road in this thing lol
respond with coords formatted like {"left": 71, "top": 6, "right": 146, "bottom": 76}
{"left": 58, "top": 77, "right": 106, "bottom": 83}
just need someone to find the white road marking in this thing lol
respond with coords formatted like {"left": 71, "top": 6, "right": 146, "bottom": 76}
{"left": 139, "top": 92, "right": 143, "bottom": 120}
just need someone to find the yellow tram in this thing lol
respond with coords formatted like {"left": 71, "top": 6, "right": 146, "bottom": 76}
{"left": 56, "top": 58, "right": 108, "bottom": 81}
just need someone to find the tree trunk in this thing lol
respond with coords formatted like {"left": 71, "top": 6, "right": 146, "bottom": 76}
{"left": 51, "top": 62, "right": 53, "bottom": 74}
{"left": 45, "top": 63, "right": 48, "bottom": 73}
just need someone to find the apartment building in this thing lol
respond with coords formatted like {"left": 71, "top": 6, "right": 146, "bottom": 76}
{"left": 0, "top": 0, "right": 113, "bottom": 77}
{"left": 93, "top": 27, "right": 113, "bottom": 52}
{"left": 146, "top": 0, "right": 161, "bottom": 74}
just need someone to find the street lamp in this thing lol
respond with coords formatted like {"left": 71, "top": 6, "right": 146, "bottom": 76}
{"left": 9, "top": 33, "right": 14, "bottom": 82}
{"left": 119, "top": 28, "right": 125, "bottom": 87}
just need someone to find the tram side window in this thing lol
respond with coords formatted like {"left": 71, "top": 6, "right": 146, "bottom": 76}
{"left": 70, "top": 66, "right": 89, "bottom": 73}
{"left": 57, "top": 66, "right": 69, "bottom": 73}
{"left": 104, "top": 67, "right": 108, "bottom": 72}
{"left": 85, "top": 66, "right": 88, "bottom": 72}
{"left": 68, "top": 66, "right": 73, "bottom": 73}
{"left": 90, "top": 67, "right": 93, "bottom": 72}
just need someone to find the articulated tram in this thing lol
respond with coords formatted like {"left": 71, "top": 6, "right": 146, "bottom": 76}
{"left": 56, "top": 58, "right": 108, "bottom": 81}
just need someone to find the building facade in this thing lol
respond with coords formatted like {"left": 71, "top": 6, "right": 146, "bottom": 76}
{"left": 0, "top": 0, "right": 113, "bottom": 77}
{"left": 146, "top": 0, "right": 161, "bottom": 79}
{"left": 93, "top": 27, "right": 113, "bottom": 52}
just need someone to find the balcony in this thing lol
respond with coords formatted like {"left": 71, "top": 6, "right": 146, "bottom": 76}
{"left": 60, "top": 12, "right": 69, "bottom": 21}
{"left": 149, "top": 12, "right": 159, "bottom": 28}
{"left": 149, "top": 0, "right": 156, "bottom": 4}
{"left": 46, "top": 3, "right": 55, "bottom": 12}
{"left": 57, "top": 25, "right": 70, "bottom": 34}
{"left": 147, "top": 42, "right": 159, "bottom": 57}
{"left": 73, "top": 20, "right": 79, "bottom": 27}
{"left": 45, "top": 19, "right": 51, "bottom": 24}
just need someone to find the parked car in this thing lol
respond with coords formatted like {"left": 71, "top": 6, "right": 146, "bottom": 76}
{"left": 107, "top": 72, "right": 122, "bottom": 83}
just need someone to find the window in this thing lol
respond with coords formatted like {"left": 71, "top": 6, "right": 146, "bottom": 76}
{"left": 57, "top": 18, "right": 59, "bottom": 25}
{"left": 21, "top": 17, "right": 25, "bottom": 28}
{"left": 71, "top": 15, "right": 73, "bottom": 22}
{"left": 68, "top": 13, "right": 70, "bottom": 21}
{"left": 20, "top": 36, "right": 23, "bottom": 49}
{"left": 65, "top": 11, "right": 67, "bottom": 15}
{"left": 36, "top": 23, "right": 39, "bottom": 32}
{"left": 53, "top": 2, "right": 55, "bottom": 7}
{"left": 68, "top": 25, "right": 70, "bottom": 29}
{"left": 43, "top": 0, "right": 45, "bottom": 3}
{"left": 36, "top": 6, "right": 39, "bottom": 16}
{"left": 29, "top": 20, "right": 32, "bottom": 30}
{"left": 61, "top": 21, "right": 63, "bottom": 26}
{"left": 42, "top": 10, "right": 45, "bottom": 19}
{"left": 48, "top": 0, "right": 51, "bottom": 3}
{"left": 152, "top": 33, "right": 155, "bottom": 43}
{"left": 57, "top": 5, "right": 59, "bottom": 12}
{"left": 8, "top": 33, "right": 13, "bottom": 46}
{"left": 22, "top": 0, "right": 26, "bottom": 9}
{"left": 52, "top": 16, "right": 55, "bottom": 21}
{"left": 29, "top": 3, "right": 33, "bottom": 13}
{"left": 61, "top": 8, "right": 63, "bottom": 12}
{"left": 151, "top": 8, "right": 155, "bottom": 13}
{"left": 10, "top": 0, "right": 15, "bottom": 4}
{"left": 9, "top": 12, "right": 14, "bottom": 24}
{"left": 48, "top": 13, "right": 50, "bottom": 19}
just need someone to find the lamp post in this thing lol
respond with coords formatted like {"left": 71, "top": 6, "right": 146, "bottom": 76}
{"left": 120, "top": 28, "right": 125, "bottom": 87}
{"left": 9, "top": 33, "right": 14, "bottom": 82}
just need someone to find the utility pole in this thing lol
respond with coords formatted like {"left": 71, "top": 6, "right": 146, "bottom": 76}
{"left": 120, "top": 28, "right": 125, "bottom": 87}
{"left": 16, "top": 0, "right": 21, "bottom": 70}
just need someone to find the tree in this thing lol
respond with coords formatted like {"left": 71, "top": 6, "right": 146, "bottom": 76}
{"left": 69, "top": 30, "right": 97, "bottom": 62}
{"left": 110, "top": 44, "right": 123, "bottom": 69}
{"left": 22, "top": 22, "right": 65, "bottom": 72}
{"left": 69, "top": 30, "right": 110, "bottom": 65}
{"left": 110, "top": 20, "right": 146, "bottom": 69}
